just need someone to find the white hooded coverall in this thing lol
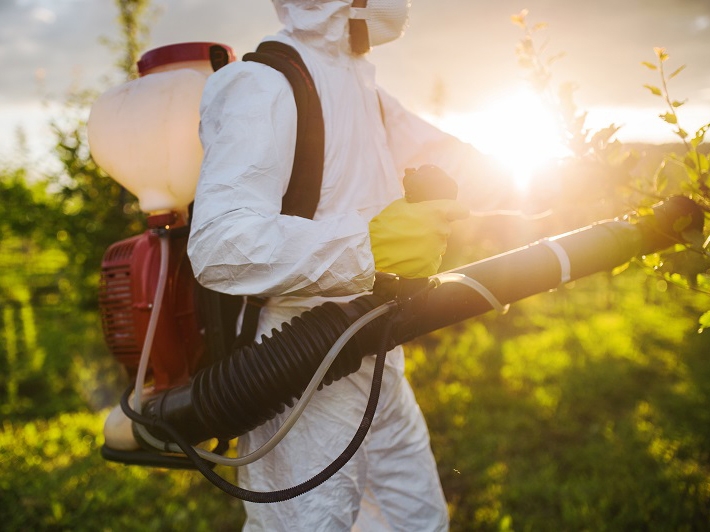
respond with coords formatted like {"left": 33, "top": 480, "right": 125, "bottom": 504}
{"left": 188, "top": 1, "right": 503, "bottom": 530}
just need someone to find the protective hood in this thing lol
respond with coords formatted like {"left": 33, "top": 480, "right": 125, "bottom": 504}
{"left": 271, "top": 0, "right": 410, "bottom": 55}
{"left": 271, "top": 0, "right": 353, "bottom": 55}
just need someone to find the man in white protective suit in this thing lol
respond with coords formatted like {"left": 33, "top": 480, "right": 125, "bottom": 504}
{"left": 188, "top": 0, "right": 507, "bottom": 529}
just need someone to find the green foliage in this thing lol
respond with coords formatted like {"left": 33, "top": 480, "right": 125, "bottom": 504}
{"left": 0, "top": 154, "right": 137, "bottom": 418}
{"left": 2, "top": 167, "right": 70, "bottom": 417}
{"left": 635, "top": 48, "right": 710, "bottom": 301}
{"left": 700, "top": 310, "right": 710, "bottom": 333}
{"left": 642, "top": 47, "right": 710, "bottom": 205}
{"left": 512, "top": 11, "right": 710, "bottom": 322}
{"left": 408, "top": 270, "right": 710, "bottom": 530}
{"left": 1, "top": 4, "right": 710, "bottom": 530}
{"left": 0, "top": 0, "right": 143, "bottom": 419}
{"left": 0, "top": 411, "right": 246, "bottom": 531}
{"left": 101, "top": 0, "right": 159, "bottom": 80}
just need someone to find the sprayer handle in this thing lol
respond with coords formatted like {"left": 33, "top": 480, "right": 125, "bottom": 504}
{"left": 403, "top": 165, "right": 458, "bottom": 203}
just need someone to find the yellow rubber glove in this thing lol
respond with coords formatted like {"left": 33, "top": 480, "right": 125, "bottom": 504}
{"left": 369, "top": 198, "right": 469, "bottom": 278}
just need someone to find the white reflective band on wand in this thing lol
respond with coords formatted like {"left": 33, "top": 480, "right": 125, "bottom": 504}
{"left": 433, "top": 273, "right": 510, "bottom": 314}
{"left": 539, "top": 238, "right": 572, "bottom": 286}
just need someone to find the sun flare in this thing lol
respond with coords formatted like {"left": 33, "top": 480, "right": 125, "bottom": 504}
{"left": 428, "top": 86, "right": 570, "bottom": 190}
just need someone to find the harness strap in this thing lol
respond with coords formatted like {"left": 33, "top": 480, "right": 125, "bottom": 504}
{"left": 243, "top": 41, "right": 325, "bottom": 219}
{"left": 231, "top": 42, "right": 325, "bottom": 348}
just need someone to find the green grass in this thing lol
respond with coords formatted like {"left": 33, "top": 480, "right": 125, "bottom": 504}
{"left": 0, "top": 412, "right": 246, "bottom": 531}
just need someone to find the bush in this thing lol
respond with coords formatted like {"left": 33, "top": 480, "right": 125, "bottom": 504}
{"left": 0, "top": 411, "right": 246, "bottom": 531}
{"left": 407, "top": 269, "right": 710, "bottom": 530}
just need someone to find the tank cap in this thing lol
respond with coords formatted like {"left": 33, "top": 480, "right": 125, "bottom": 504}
{"left": 137, "top": 42, "right": 236, "bottom": 76}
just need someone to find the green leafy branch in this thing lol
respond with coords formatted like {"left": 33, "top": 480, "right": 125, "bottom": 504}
{"left": 642, "top": 47, "right": 710, "bottom": 210}
{"left": 636, "top": 47, "right": 710, "bottom": 317}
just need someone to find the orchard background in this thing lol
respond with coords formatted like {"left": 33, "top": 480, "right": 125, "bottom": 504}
{"left": 1, "top": 2, "right": 708, "bottom": 530}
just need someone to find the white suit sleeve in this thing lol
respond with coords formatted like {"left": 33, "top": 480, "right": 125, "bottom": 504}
{"left": 188, "top": 62, "right": 375, "bottom": 297}
{"left": 378, "top": 88, "right": 512, "bottom": 212}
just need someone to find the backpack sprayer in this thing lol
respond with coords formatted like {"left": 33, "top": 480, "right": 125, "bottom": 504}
{"left": 88, "top": 42, "right": 705, "bottom": 502}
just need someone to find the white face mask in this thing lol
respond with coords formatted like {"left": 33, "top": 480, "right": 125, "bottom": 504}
{"left": 350, "top": 0, "right": 411, "bottom": 47}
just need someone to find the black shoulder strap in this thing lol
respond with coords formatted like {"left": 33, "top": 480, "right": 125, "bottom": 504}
{"left": 196, "top": 43, "right": 326, "bottom": 358}
{"left": 224, "top": 42, "right": 324, "bottom": 349}
{"left": 242, "top": 41, "right": 325, "bottom": 219}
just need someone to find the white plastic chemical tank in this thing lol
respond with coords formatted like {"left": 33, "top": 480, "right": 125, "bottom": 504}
{"left": 87, "top": 42, "right": 236, "bottom": 214}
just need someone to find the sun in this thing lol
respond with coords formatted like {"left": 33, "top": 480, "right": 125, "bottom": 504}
{"left": 428, "top": 85, "right": 570, "bottom": 190}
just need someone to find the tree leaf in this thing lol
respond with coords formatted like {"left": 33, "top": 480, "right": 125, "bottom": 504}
{"left": 684, "top": 152, "right": 699, "bottom": 170}
{"left": 591, "top": 125, "right": 620, "bottom": 149}
{"left": 699, "top": 310, "right": 710, "bottom": 333}
{"left": 669, "top": 65, "right": 686, "bottom": 79}
{"left": 644, "top": 84, "right": 663, "bottom": 96}
{"left": 671, "top": 99, "right": 687, "bottom": 108}
{"left": 653, "top": 47, "right": 669, "bottom": 62}
{"left": 641, "top": 61, "right": 658, "bottom": 70}
{"left": 683, "top": 165, "right": 699, "bottom": 183}
{"left": 660, "top": 112, "right": 678, "bottom": 124}
{"left": 511, "top": 10, "right": 528, "bottom": 28}
{"left": 611, "top": 262, "right": 630, "bottom": 276}
{"left": 546, "top": 52, "right": 566, "bottom": 66}
{"left": 690, "top": 124, "right": 709, "bottom": 148}
{"left": 654, "top": 162, "right": 669, "bottom": 193}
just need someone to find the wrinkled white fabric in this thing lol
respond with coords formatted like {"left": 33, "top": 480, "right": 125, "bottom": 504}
{"left": 238, "top": 356, "right": 448, "bottom": 532}
{"left": 188, "top": 0, "right": 506, "bottom": 530}
{"left": 350, "top": 0, "right": 411, "bottom": 47}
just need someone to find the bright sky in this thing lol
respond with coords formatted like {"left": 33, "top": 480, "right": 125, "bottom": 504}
{"left": 1, "top": 0, "right": 709, "bottom": 177}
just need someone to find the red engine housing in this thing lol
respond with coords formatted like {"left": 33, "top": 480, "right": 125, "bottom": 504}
{"left": 98, "top": 221, "right": 205, "bottom": 391}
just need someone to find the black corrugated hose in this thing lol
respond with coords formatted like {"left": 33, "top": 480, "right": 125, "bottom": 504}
{"left": 119, "top": 315, "right": 395, "bottom": 503}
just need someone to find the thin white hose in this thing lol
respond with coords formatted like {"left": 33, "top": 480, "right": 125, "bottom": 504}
{"left": 432, "top": 272, "right": 510, "bottom": 314}
{"left": 133, "top": 233, "right": 169, "bottom": 416}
